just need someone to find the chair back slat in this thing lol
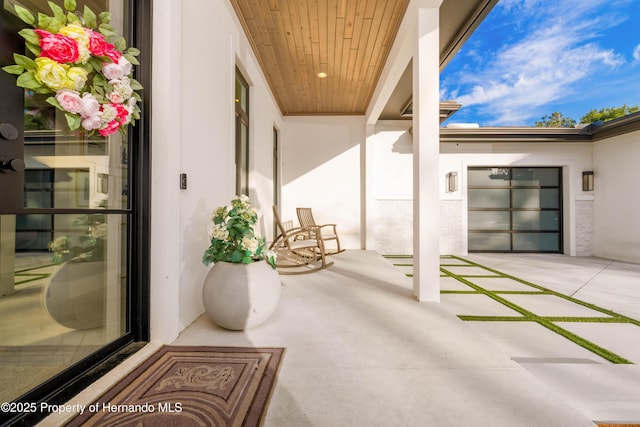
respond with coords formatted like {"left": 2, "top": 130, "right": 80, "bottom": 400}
{"left": 297, "top": 207, "right": 316, "bottom": 228}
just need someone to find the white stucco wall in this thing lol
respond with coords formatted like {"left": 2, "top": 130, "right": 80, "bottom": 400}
{"left": 370, "top": 121, "right": 595, "bottom": 256}
{"left": 280, "top": 116, "right": 364, "bottom": 250}
{"left": 151, "top": 0, "right": 282, "bottom": 343}
{"left": 593, "top": 129, "right": 640, "bottom": 263}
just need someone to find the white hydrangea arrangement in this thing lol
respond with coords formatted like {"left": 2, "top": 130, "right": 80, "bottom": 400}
{"left": 202, "top": 196, "right": 276, "bottom": 269}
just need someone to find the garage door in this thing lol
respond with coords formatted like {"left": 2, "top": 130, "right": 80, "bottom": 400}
{"left": 468, "top": 167, "right": 562, "bottom": 252}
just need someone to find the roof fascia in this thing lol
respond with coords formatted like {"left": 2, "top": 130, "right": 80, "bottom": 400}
{"left": 439, "top": 127, "right": 591, "bottom": 143}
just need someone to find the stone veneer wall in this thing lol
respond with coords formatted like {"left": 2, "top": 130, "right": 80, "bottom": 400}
{"left": 373, "top": 199, "right": 413, "bottom": 255}
{"left": 575, "top": 199, "right": 594, "bottom": 256}
{"left": 373, "top": 199, "right": 464, "bottom": 255}
{"left": 440, "top": 200, "right": 464, "bottom": 255}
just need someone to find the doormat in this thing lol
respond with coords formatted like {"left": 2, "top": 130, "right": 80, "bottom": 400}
{"left": 66, "top": 345, "right": 285, "bottom": 427}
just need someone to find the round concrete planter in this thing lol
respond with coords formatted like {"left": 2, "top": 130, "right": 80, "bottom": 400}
{"left": 43, "top": 260, "right": 105, "bottom": 330}
{"left": 202, "top": 260, "right": 281, "bottom": 330}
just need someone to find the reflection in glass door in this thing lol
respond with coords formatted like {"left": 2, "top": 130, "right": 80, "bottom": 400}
{"left": 468, "top": 167, "right": 562, "bottom": 252}
{"left": 0, "top": 0, "right": 134, "bottom": 406}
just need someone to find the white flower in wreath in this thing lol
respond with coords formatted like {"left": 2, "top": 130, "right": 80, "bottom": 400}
{"left": 110, "top": 77, "right": 133, "bottom": 100}
{"left": 102, "top": 56, "right": 132, "bottom": 80}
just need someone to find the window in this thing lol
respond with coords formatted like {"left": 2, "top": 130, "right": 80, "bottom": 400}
{"left": 235, "top": 68, "right": 250, "bottom": 196}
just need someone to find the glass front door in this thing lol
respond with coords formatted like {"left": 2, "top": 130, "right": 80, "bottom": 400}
{"left": 0, "top": 0, "right": 141, "bottom": 409}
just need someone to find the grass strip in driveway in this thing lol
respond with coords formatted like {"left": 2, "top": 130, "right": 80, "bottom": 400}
{"left": 384, "top": 254, "right": 637, "bottom": 364}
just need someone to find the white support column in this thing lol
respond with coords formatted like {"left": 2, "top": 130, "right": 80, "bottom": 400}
{"left": 363, "top": 124, "right": 376, "bottom": 249}
{"left": 412, "top": 3, "right": 441, "bottom": 302}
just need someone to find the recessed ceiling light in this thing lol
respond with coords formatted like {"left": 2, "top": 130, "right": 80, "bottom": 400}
{"left": 317, "top": 72, "right": 327, "bottom": 78}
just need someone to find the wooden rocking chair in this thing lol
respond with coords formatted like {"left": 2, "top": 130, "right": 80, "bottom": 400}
{"left": 270, "top": 206, "right": 333, "bottom": 274}
{"left": 296, "top": 207, "right": 344, "bottom": 255}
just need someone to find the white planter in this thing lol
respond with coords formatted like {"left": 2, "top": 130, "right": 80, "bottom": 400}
{"left": 43, "top": 260, "right": 105, "bottom": 330}
{"left": 202, "top": 261, "right": 281, "bottom": 330}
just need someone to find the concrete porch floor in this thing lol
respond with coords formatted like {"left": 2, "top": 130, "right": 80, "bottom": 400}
{"left": 41, "top": 250, "right": 640, "bottom": 426}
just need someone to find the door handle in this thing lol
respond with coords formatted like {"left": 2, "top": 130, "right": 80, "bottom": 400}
{"left": 0, "top": 123, "right": 19, "bottom": 141}
{"left": 0, "top": 158, "right": 25, "bottom": 172}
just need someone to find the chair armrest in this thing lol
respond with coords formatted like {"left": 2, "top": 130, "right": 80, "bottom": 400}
{"left": 284, "top": 225, "right": 321, "bottom": 240}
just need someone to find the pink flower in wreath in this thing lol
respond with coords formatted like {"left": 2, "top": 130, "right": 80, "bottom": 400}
{"left": 82, "top": 115, "right": 102, "bottom": 131}
{"left": 99, "top": 120, "right": 121, "bottom": 136}
{"left": 97, "top": 103, "right": 129, "bottom": 136}
{"left": 87, "top": 30, "right": 121, "bottom": 63}
{"left": 55, "top": 89, "right": 83, "bottom": 114}
{"left": 108, "top": 91, "right": 124, "bottom": 104}
{"left": 79, "top": 93, "right": 103, "bottom": 131}
{"left": 35, "top": 29, "right": 80, "bottom": 63}
{"left": 79, "top": 93, "right": 101, "bottom": 118}
{"left": 113, "top": 103, "right": 130, "bottom": 122}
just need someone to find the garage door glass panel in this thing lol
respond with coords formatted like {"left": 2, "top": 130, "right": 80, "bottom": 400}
{"left": 512, "top": 211, "right": 560, "bottom": 231}
{"left": 468, "top": 211, "right": 511, "bottom": 230}
{"left": 513, "top": 233, "right": 560, "bottom": 251}
{"left": 468, "top": 189, "right": 511, "bottom": 209}
{"left": 469, "top": 232, "right": 511, "bottom": 251}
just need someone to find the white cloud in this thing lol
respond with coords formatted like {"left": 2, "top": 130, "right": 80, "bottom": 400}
{"left": 634, "top": 44, "right": 640, "bottom": 62}
{"left": 444, "top": 1, "right": 627, "bottom": 125}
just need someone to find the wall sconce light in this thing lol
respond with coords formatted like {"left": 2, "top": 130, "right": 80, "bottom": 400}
{"left": 446, "top": 171, "right": 458, "bottom": 193}
{"left": 582, "top": 171, "right": 594, "bottom": 191}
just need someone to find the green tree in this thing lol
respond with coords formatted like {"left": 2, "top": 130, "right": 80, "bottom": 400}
{"left": 535, "top": 112, "right": 576, "bottom": 127}
{"left": 580, "top": 104, "right": 639, "bottom": 124}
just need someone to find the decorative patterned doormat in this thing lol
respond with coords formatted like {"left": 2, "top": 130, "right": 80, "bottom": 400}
{"left": 66, "top": 346, "right": 285, "bottom": 427}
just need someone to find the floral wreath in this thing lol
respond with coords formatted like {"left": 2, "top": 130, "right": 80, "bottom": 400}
{"left": 1, "top": 0, "right": 142, "bottom": 137}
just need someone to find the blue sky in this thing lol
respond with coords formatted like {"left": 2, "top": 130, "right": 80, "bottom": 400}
{"left": 440, "top": 0, "right": 640, "bottom": 126}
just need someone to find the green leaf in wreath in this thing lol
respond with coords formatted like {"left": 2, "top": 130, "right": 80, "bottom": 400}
{"left": 14, "top": 5, "right": 35, "bottom": 26}
{"left": 2, "top": 65, "right": 24, "bottom": 75}
{"left": 114, "top": 37, "right": 126, "bottom": 52}
{"left": 13, "top": 53, "right": 36, "bottom": 70}
{"left": 124, "top": 53, "right": 140, "bottom": 66}
{"left": 46, "top": 96, "right": 63, "bottom": 111}
{"left": 98, "top": 23, "right": 116, "bottom": 37}
{"left": 48, "top": 17, "right": 64, "bottom": 33}
{"left": 129, "top": 79, "right": 143, "bottom": 90}
{"left": 17, "top": 72, "right": 42, "bottom": 90}
{"left": 65, "top": 113, "right": 81, "bottom": 131}
{"left": 67, "top": 12, "right": 81, "bottom": 25}
{"left": 26, "top": 42, "right": 41, "bottom": 57}
{"left": 127, "top": 47, "right": 140, "bottom": 56}
{"left": 48, "top": 1, "right": 66, "bottom": 21}
{"left": 63, "top": 0, "right": 77, "bottom": 12}
{"left": 79, "top": 63, "right": 93, "bottom": 73}
{"left": 88, "top": 57, "right": 103, "bottom": 73}
{"left": 93, "top": 73, "right": 106, "bottom": 86}
{"left": 98, "top": 11, "right": 111, "bottom": 24}
{"left": 19, "top": 28, "right": 40, "bottom": 46}
{"left": 37, "top": 13, "right": 52, "bottom": 31}
{"left": 83, "top": 5, "right": 98, "bottom": 29}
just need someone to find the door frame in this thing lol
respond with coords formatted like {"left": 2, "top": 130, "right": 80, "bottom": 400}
{"left": 1, "top": 1, "right": 151, "bottom": 424}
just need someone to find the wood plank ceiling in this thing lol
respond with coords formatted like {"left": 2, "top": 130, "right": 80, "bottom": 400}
{"left": 230, "top": 0, "right": 410, "bottom": 116}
